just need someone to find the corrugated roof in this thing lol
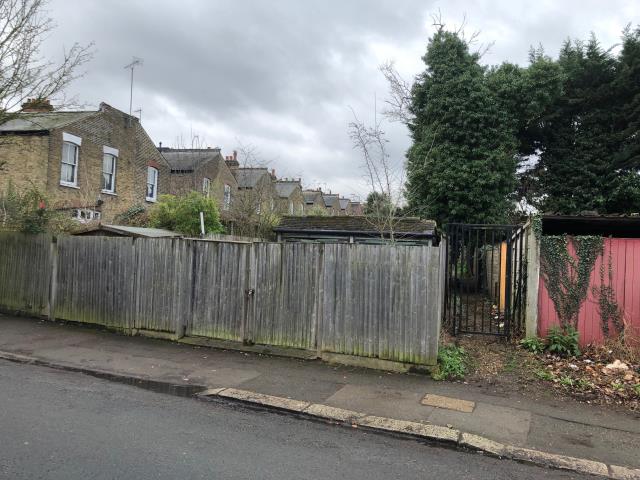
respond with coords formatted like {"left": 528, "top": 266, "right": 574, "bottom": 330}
{"left": 162, "top": 149, "right": 223, "bottom": 172}
{"left": 0, "top": 111, "right": 98, "bottom": 132}
{"left": 274, "top": 181, "right": 301, "bottom": 198}
{"left": 103, "top": 225, "right": 181, "bottom": 238}
{"left": 234, "top": 168, "right": 270, "bottom": 188}
{"left": 274, "top": 216, "right": 436, "bottom": 235}
{"left": 74, "top": 225, "right": 182, "bottom": 238}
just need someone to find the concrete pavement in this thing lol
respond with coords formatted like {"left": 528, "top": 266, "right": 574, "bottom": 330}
{"left": 1, "top": 313, "right": 639, "bottom": 476}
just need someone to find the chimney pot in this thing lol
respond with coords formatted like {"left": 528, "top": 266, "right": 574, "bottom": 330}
{"left": 21, "top": 98, "right": 53, "bottom": 113}
{"left": 233, "top": 150, "right": 237, "bottom": 161}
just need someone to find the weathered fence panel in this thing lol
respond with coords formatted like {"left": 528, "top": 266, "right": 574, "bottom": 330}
{"left": 56, "top": 237, "right": 192, "bottom": 332}
{"left": 132, "top": 238, "right": 192, "bottom": 332}
{"left": 321, "top": 244, "right": 442, "bottom": 364}
{"left": 250, "top": 243, "right": 322, "bottom": 350}
{"left": 0, "top": 232, "right": 51, "bottom": 316}
{"left": 0, "top": 233, "right": 443, "bottom": 366}
{"left": 56, "top": 236, "right": 136, "bottom": 329}
{"left": 188, "top": 241, "right": 248, "bottom": 340}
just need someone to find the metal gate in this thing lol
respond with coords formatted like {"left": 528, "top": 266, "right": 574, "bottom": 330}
{"left": 444, "top": 224, "right": 527, "bottom": 337}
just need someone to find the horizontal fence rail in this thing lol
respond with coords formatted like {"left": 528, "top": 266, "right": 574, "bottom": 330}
{"left": 0, "top": 233, "right": 443, "bottom": 365}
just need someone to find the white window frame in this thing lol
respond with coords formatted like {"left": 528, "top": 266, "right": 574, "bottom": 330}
{"left": 223, "top": 184, "right": 231, "bottom": 211}
{"left": 72, "top": 208, "right": 101, "bottom": 224}
{"left": 289, "top": 200, "right": 294, "bottom": 215}
{"left": 60, "top": 132, "right": 82, "bottom": 187}
{"left": 102, "top": 146, "right": 119, "bottom": 194}
{"left": 146, "top": 166, "right": 158, "bottom": 202}
{"left": 202, "top": 177, "right": 211, "bottom": 197}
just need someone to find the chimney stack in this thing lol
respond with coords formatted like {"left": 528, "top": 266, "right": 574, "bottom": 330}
{"left": 225, "top": 152, "right": 239, "bottom": 169}
{"left": 21, "top": 98, "right": 54, "bottom": 113}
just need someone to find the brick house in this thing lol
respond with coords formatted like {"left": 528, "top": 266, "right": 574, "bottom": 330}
{"left": 274, "top": 179, "right": 304, "bottom": 215}
{"left": 160, "top": 147, "right": 238, "bottom": 215}
{"left": 232, "top": 167, "right": 277, "bottom": 216}
{"left": 338, "top": 197, "right": 351, "bottom": 216}
{"left": 349, "top": 201, "right": 364, "bottom": 215}
{"left": 0, "top": 101, "right": 170, "bottom": 223}
{"left": 302, "top": 189, "right": 324, "bottom": 214}
{"left": 322, "top": 193, "right": 341, "bottom": 216}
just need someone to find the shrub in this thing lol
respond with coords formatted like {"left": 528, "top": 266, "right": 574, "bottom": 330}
{"left": 520, "top": 336, "right": 545, "bottom": 354}
{"left": 149, "top": 192, "right": 224, "bottom": 236}
{"left": 0, "top": 182, "right": 52, "bottom": 234}
{"left": 432, "top": 344, "right": 467, "bottom": 381}
{"left": 546, "top": 325, "right": 581, "bottom": 357}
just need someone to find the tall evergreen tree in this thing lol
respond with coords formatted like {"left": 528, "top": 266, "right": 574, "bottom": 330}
{"left": 406, "top": 29, "right": 519, "bottom": 225}
{"left": 533, "top": 31, "right": 640, "bottom": 214}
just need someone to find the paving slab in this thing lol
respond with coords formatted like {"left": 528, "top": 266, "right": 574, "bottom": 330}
{"left": 427, "top": 402, "right": 531, "bottom": 446}
{"left": 324, "top": 384, "right": 434, "bottom": 422}
{"left": 527, "top": 413, "right": 640, "bottom": 469}
{"left": 422, "top": 393, "right": 475, "bottom": 412}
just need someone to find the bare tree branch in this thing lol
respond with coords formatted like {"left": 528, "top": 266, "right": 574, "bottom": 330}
{"left": 378, "top": 61, "right": 414, "bottom": 125}
{"left": 0, "top": 0, "right": 94, "bottom": 120}
{"left": 348, "top": 107, "right": 406, "bottom": 241}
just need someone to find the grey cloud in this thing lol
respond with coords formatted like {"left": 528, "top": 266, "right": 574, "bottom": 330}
{"left": 42, "top": 0, "right": 639, "bottom": 199}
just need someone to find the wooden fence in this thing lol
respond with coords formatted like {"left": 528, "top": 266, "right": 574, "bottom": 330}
{"left": 538, "top": 237, "right": 640, "bottom": 345}
{"left": 0, "top": 233, "right": 443, "bottom": 365}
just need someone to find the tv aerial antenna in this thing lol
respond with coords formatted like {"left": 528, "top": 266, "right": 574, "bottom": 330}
{"left": 124, "top": 57, "right": 144, "bottom": 116}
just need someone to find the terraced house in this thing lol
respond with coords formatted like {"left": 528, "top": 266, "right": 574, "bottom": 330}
{"left": 0, "top": 100, "right": 170, "bottom": 223}
{"left": 274, "top": 179, "right": 304, "bottom": 215}
{"left": 161, "top": 147, "right": 238, "bottom": 216}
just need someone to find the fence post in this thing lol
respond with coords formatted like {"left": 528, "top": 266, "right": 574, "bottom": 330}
{"left": 48, "top": 236, "right": 58, "bottom": 322}
{"left": 241, "top": 243, "right": 256, "bottom": 344}
{"left": 314, "top": 244, "right": 325, "bottom": 359}
{"left": 525, "top": 224, "right": 540, "bottom": 338}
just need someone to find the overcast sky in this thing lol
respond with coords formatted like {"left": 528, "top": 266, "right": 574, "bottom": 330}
{"left": 42, "top": 0, "right": 639, "bottom": 201}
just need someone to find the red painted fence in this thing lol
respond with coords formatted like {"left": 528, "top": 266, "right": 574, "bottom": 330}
{"left": 538, "top": 237, "right": 640, "bottom": 346}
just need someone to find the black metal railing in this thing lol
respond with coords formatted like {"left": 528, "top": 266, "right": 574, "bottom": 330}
{"left": 444, "top": 223, "right": 527, "bottom": 337}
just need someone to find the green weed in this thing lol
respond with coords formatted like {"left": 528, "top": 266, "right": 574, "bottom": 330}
{"left": 432, "top": 344, "right": 467, "bottom": 381}
{"left": 546, "top": 326, "right": 581, "bottom": 357}
{"left": 520, "top": 336, "right": 546, "bottom": 355}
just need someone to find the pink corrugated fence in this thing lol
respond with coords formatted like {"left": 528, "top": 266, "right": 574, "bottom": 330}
{"left": 538, "top": 237, "right": 640, "bottom": 345}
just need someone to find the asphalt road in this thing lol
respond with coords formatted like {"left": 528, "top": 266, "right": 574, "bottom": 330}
{"left": 0, "top": 360, "right": 588, "bottom": 480}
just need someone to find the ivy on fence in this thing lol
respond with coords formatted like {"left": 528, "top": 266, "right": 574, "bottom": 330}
{"left": 591, "top": 245, "right": 624, "bottom": 336}
{"left": 540, "top": 235, "right": 603, "bottom": 329}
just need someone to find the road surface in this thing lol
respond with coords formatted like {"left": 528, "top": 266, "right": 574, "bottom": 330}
{"left": 0, "top": 360, "right": 587, "bottom": 479}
